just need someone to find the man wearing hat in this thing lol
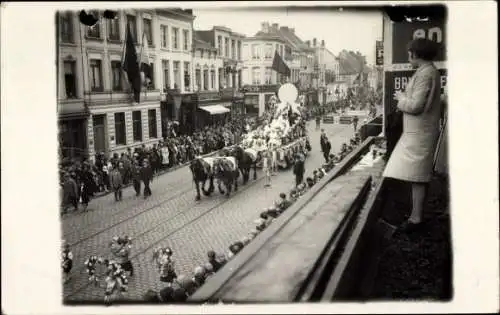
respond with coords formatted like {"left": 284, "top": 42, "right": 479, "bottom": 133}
{"left": 141, "top": 158, "right": 153, "bottom": 199}
{"left": 293, "top": 154, "right": 305, "bottom": 187}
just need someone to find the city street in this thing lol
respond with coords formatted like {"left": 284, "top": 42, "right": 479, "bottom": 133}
{"left": 62, "top": 120, "right": 358, "bottom": 302}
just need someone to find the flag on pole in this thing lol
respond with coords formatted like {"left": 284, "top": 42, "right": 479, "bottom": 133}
{"left": 271, "top": 50, "right": 291, "bottom": 78}
{"left": 122, "top": 25, "right": 141, "bottom": 103}
{"left": 139, "top": 32, "right": 153, "bottom": 89}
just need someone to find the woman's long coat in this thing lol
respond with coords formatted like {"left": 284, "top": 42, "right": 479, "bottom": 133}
{"left": 383, "top": 62, "right": 443, "bottom": 183}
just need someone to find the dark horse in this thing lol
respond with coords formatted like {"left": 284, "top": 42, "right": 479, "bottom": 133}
{"left": 213, "top": 157, "right": 239, "bottom": 197}
{"left": 231, "top": 146, "right": 261, "bottom": 185}
{"left": 189, "top": 158, "right": 215, "bottom": 201}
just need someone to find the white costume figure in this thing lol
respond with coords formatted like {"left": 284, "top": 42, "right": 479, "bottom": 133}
{"left": 103, "top": 260, "right": 128, "bottom": 304}
{"left": 152, "top": 247, "right": 177, "bottom": 284}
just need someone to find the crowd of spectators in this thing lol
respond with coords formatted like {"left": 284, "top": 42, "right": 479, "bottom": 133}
{"left": 59, "top": 115, "right": 253, "bottom": 210}
{"left": 141, "top": 132, "right": 365, "bottom": 303}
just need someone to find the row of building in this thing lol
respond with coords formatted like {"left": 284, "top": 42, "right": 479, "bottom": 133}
{"left": 57, "top": 8, "right": 379, "bottom": 161}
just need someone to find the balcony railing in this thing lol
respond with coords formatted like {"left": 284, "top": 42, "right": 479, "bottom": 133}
{"left": 83, "top": 89, "right": 161, "bottom": 105}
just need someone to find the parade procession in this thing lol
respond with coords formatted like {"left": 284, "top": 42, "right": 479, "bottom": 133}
{"left": 60, "top": 73, "right": 369, "bottom": 303}
{"left": 50, "top": 4, "right": 454, "bottom": 307}
{"left": 6, "top": 1, "right": 500, "bottom": 313}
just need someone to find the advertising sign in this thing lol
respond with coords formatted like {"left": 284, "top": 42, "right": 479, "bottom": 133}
{"left": 376, "top": 40, "right": 384, "bottom": 65}
{"left": 384, "top": 68, "right": 447, "bottom": 116}
{"left": 392, "top": 20, "right": 446, "bottom": 63}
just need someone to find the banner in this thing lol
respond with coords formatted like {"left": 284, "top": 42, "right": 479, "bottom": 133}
{"left": 392, "top": 20, "right": 446, "bottom": 63}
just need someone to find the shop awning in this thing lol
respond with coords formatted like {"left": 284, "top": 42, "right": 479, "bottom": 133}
{"left": 201, "top": 105, "right": 230, "bottom": 115}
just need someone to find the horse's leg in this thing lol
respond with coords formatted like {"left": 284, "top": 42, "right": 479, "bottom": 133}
{"left": 253, "top": 162, "right": 258, "bottom": 180}
{"left": 234, "top": 172, "right": 239, "bottom": 192}
{"left": 208, "top": 176, "right": 214, "bottom": 194}
{"left": 202, "top": 179, "right": 211, "bottom": 196}
{"left": 194, "top": 181, "right": 201, "bottom": 201}
{"left": 218, "top": 178, "right": 225, "bottom": 195}
{"left": 226, "top": 181, "right": 232, "bottom": 197}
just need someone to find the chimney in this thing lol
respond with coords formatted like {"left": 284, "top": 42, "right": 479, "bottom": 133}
{"left": 272, "top": 23, "right": 279, "bottom": 30}
{"left": 306, "top": 40, "right": 311, "bottom": 47}
{"left": 321, "top": 40, "right": 325, "bottom": 47}
{"left": 313, "top": 38, "right": 317, "bottom": 47}
{"left": 290, "top": 28, "right": 295, "bottom": 34}
{"left": 280, "top": 26, "right": 288, "bottom": 31}
{"left": 261, "top": 22, "right": 269, "bottom": 33}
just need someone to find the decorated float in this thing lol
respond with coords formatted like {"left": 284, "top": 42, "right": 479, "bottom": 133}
{"left": 239, "top": 83, "right": 310, "bottom": 169}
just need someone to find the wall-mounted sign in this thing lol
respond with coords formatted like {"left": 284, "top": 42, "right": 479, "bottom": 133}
{"left": 384, "top": 68, "right": 447, "bottom": 116}
{"left": 392, "top": 19, "right": 446, "bottom": 63}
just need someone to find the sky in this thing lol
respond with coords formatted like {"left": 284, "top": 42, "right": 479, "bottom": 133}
{"left": 193, "top": 6, "right": 383, "bottom": 65}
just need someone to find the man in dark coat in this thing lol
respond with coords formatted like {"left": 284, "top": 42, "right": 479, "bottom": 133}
{"left": 131, "top": 160, "right": 142, "bottom": 197}
{"left": 141, "top": 158, "right": 153, "bottom": 199}
{"left": 320, "top": 133, "right": 331, "bottom": 163}
{"left": 352, "top": 115, "right": 359, "bottom": 132}
{"left": 110, "top": 165, "right": 123, "bottom": 202}
{"left": 62, "top": 172, "right": 79, "bottom": 213}
{"left": 293, "top": 154, "right": 305, "bottom": 187}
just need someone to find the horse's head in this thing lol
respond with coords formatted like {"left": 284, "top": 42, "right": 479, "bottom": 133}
{"left": 231, "top": 146, "right": 244, "bottom": 160}
{"left": 190, "top": 158, "right": 205, "bottom": 177}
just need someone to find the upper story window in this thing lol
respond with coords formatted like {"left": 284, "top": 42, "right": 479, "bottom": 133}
{"left": 251, "top": 44, "right": 260, "bottom": 60}
{"left": 108, "top": 16, "right": 120, "bottom": 41}
{"left": 60, "top": 12, "right": 74, "bottom": 43}
{"left": 172, "top": 27, "right": 179, "bottom": 49}
{"left": 217, "top": 36, "right": 223, "bottom": 56}
{"left": 126, "top": 15, "right": 137, "bottom": 42}
{"left": 183, "top": 29, "right": 190, "bottom": 51}
{"left": 143, "top": 18, "right": 153, "bottom": 46}
{"left": 265, "top": 44, "right": 273, "bottom": 59}
{"left": 224, "top": 37, "right": 229, "bottom": 57}
{"left": 160, "top": 25, "right": 168, "bottom": 48}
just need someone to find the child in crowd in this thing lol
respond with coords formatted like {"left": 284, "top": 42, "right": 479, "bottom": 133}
{"left": 61, "top": 241, "right": 73, "bottom": 283}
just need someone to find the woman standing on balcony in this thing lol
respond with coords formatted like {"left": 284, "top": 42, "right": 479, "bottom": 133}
{"left": 383, "top": 38, "right": 443, "bottom": 233}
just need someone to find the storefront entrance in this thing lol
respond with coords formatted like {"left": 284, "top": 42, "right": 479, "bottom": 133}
{"left": 92, "top": 114, "right": 107, "bottom": 154}
{"left": 59, "top": 118, "right": 88, "bottom": 159}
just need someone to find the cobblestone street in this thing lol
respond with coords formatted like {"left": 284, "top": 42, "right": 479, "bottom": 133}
{"left": 62, "top": 121, "right": 357, "bottom": 302}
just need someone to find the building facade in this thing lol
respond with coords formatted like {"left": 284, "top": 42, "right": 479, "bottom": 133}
{"left": 195, "top": 26, "right": 245, "bottom": 89}
{"left": 241, "top": 33, "right": 287, "bottom": 116}
{"left": 57, "top": 9, "right": 195, "bottom": 162}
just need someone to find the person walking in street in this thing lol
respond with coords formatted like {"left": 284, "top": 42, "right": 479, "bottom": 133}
{"left": 352, "top": 115, "right": 359, "bottom": 132}
{"left": 293, "top": 154, "right": 305, "bottom": 187}
{"left": 110, "top": 165, "right": 123, "bottom": 202}
{"left": 141, "top": 158, "right": 153, "bottom": 199}
{"left": 320, "top": 133, "right": 332, "bottom": 163}
{"left": 383, "top": 38, "right": 443, "bottom": 233}
{"left": 315, "top": 114, "right": 321, "bottom": 130}
{"left": 62, "top": 172, "right": 79, "bottom": 214}
{"left": 131, "top": 160, "right": 142, "bottom": 197}
{"left": 262, "top": 150, "right": 272, "bottom": 188}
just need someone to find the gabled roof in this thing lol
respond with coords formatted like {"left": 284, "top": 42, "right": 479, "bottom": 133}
{"left": 255, "top": 25, "right": 310, "bottom": 52}
{"left": 251, "top": 32, "right": 286, "bottom": 43}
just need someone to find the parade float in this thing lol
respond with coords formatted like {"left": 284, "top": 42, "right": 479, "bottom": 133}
{"left": 240, "top": 83, "right": 310, "bottom": 169}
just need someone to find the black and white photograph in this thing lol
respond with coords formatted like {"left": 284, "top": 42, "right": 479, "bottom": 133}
{"left": 1, "top": 1, "right": 499, "bottom": 313}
